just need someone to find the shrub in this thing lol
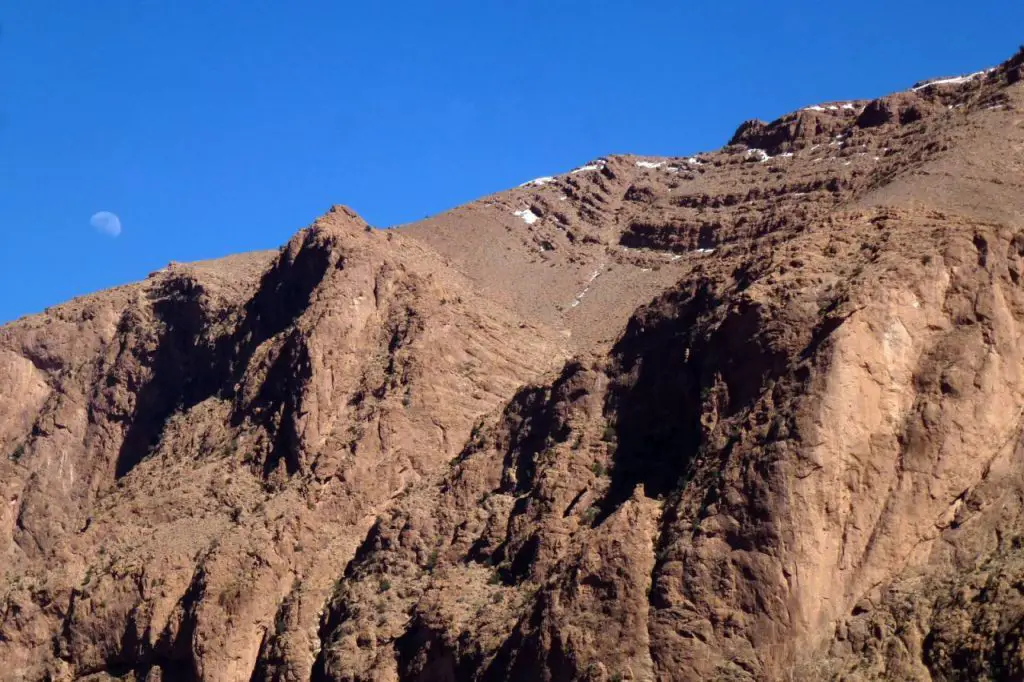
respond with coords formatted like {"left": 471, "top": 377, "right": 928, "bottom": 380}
{"left": 378, "top": 579, "right": 391, "bottom": 593}
{"left": 425, "top": 549, "right": 439, "bottom": 572}
{"left": 8, "top": 443, "right": 25, "bottom": 462}
{"left": 591, "top": 461, "right": 605, "bottom": 477}
{"left": 601, "top": 426, "right": 616, "bottom": 442}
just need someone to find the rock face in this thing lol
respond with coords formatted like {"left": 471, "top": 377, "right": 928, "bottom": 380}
{"left": 3, "top": 49, "right": 1024, "bottom": 681}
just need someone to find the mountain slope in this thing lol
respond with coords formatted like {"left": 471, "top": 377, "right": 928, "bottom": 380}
{"left": 2, "top": 49, "right": 1024, "bottom": 681}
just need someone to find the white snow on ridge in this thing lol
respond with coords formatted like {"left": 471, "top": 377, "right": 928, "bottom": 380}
{"left": 912, "top": 68, "right": 993, "bottom": 91}
{"left": 517, "top": 157, "right": 607, "bottom": 188}
{"left": 635, "top": 160, "right": 664, "bottom": 169}
{"left": 571, "top": 158, "right": 608, "bottom": 174}
{"left": 805, "top": 102, "right": 861, "bottom": 113}
{"left": 513, "top": 208, "right": 539, "bottom": 225}
{"left": 520, "top": 176, "right": 555, "bottom": 187}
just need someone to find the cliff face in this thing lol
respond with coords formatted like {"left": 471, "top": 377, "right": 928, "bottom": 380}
{"left": 3, "top": 50, "right": 1024, "bottom": 681}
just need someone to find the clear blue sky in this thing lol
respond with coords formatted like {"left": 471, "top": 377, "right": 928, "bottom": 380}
{"left": 2, "top": 2, "right": 1021, "bottom": 322}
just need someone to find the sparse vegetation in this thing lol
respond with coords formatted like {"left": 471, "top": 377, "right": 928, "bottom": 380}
{"left": 425, "top": 549, "right": 439, "bottom": 572}
{"left": 378, "top": 578, "right": 391, "bottom": 593}
{"left": 8, "top": 443, "right": 25, "bottom": 462}
{"left": 601, "top": 426, "right": 616, "bottom": 442}
{"left": 591, "top": 461, "right": 606, "bottom": 477}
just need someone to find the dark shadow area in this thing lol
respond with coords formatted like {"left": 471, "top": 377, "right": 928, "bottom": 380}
{"left": 497, "top": 365, "right": 578, "bottom": 495}
{"left": 599, "top": 283, "right": 790, "bottom": 519}
{"left": 230, "top": 231, "right": 334, "bottom": 384}
{"left": 114, "top": 277, "right": 224, "bottom": 478}
{"left": 235, "top": 330, "right": 312, "bottom": 477}
{"left": 481, "top": 593, "right": 577, "bottom": 682}
{"left": 597, "top": 285, "right": 712, "bottom": 516}
{"left": 113, "top": 230, "right": 333, "bottom": 479}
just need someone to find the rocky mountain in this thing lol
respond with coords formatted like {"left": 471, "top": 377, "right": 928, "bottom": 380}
{"left": 3, "top": 48, "right": 1024, "bottom": 681}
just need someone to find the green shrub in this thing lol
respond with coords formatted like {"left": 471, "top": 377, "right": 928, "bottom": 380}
{"left": 378, "top": 579, "right": 391, "bottom": 593}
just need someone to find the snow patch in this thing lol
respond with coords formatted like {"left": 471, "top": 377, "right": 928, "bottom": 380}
{"left": 635, "top": 160, "right": 664, "bottom": 169}
{"left": 746, "top": 148, "right": 771, "bottom": 163}
{"left": 912, "top": 68, "right": 993, "bottom": 92}
{"left": 520, "top": 176, "right": 555, "bottom": 188}
{"left": 566, "top": 264, "right": 606, "bottom": 310}
{"left": 571, "top": 158, "right": 608, "bottom": 174}
{"left": 513, "top": 209, "right": 539, "bottom": 225}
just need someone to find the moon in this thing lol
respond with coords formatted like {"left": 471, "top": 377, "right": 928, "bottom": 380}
{"left": 90, "top": 211, "right": 122, "bottom": 237}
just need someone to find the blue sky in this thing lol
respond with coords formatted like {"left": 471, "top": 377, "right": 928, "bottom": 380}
{"left": 2, "top": 2, "right": 1022, "bottom": 322}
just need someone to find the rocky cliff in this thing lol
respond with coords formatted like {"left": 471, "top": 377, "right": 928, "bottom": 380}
{"left": 3, "top": 49, "right": 1024, "bottom": 681}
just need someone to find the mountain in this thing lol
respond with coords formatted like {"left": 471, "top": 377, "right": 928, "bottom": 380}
{"left": 2, "top": 48, "right": 1024, "bottom": 682}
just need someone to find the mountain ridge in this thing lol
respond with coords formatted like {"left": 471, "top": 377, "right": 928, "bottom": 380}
{"left": 2, "top": 47, "right": 1024, "bottom": 681}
